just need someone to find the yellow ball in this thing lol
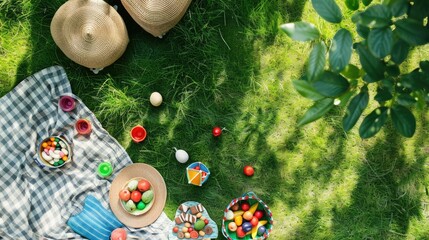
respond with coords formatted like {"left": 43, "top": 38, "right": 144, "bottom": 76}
{"left": 149, "top": 92, "right": 163, "bottom": 107}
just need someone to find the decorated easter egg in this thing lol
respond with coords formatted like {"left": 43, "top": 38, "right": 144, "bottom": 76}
{"left": 257, "top": 225, "right": 266, "bottom": 236}
{"left": 119, "top": 189, "right": 131, "bottom": 201}
{"left": 131, "top": 191, "right": 142, "bottom": 203}
{"left": 142, "top": 190, "right": 154, "bottom": 203}
{"left": 175, "top": 149, "right": 189, "bottom": 163}
{"left": 127, "top": 179, "right": 138, "bottom": 191}
{"left": 125, "top": 200, "right": 136, "bottom": 212}
{"left": 242, "top": 222, "right": 252, "bottom": 233}
{"left": 150, "top": 92, "right": 163, "bottom": 107}
{"left": 138, "top": 179, "right": 151, "bottom": 192}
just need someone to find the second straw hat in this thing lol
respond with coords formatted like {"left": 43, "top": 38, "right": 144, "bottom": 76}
{"left": 51, "top": 0, "right": 129, "bottom": 69}
{"left": 121, "top": 0, "right": 192, "bottom": 38}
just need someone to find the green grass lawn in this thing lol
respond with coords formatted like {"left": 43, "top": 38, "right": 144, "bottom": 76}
{"left": 2, "top": 0, "right": 429, "bottom": 239}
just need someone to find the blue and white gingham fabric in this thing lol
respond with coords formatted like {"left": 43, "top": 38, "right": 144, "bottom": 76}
{"left": 0, "top": 66, "right": 172, "bottom": 239}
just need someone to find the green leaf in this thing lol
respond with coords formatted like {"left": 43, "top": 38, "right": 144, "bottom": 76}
{"left": 298, "top": 98, "right": 334, "bottom": 126}
{"left": 368, "top": 27, "right": 393, "bottom": 58}
{"left": 356, "top": 43, "right": 386, "bottom": 81}
{"left": 341, "top": 64, "right": 361, "bottom": 79}
{"left": 359, "top": 107, "right": 389, "bottom": 138}
{"left": 337, "top": 90, "right": 357, "bottom": 107}
{"left": 386, "top": 64, "right": 400, "bottom": 77}
{"left": 374, "top": 87, "right": 393, "bottom": 102}
{"left": 311, "top": 0, "right": 343, "bottom": 23}
{"left": 383, "top": 0, "right": 409, "bottom": 17}
{"left": 391, "top": 105, "right": 416, "bottom": 137}
{"left": 391, "top": 39, "right": 409, "bottom": 64}
{"left": 356, "top": 24, "right": 370, "bottom": 39}
{"left": 362, "top": 0, "right": 373, "bottom": 6}
{"left": 346, "top": 0, "right": 359, "bottom": 10}
{"left": 343, "top": 88, "right": 369, "bottom": 131}
{"left": 381, "top": 77, "right": 395, "bottom": 92}
{"left": 307, "top": 42, "right": 327, "bottom": 81}
{"left": 357, "top": 4, "right": 392, "bottom": 28}
{"left": 409, "top": 0, "right": 429, "bottom": 20}
{"left": 281, "top": 22, "right": 320, "bottom": 42}
{"left": 401, "top": 71, "right": 429, "bottom": 91}
{"left": 395, "top": 19, "right": 429, "bottom": 46}
{"left": 363, "top": 74, "right": 378, "bottom": 83}
{"left": 313, "top": 71, "right": 350, "bottom": 97}
{"left": 397, "top": 93, "right": 417, "bottom": 107}
{"left": 292, "top": 80, "right": 326, "bottom": 101}
{"left": 420, "top": 61, "right": 429, "bottom": 73}
{"left": 329, "top": 29, "right": 353, "bottom": 72}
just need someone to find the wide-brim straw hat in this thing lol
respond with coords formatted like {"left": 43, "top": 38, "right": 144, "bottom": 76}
{"left": 121, "top": 0, "right": 192, "bottom": 37}
{"left": 51, "top": 0, "right": 129, "bottom": 69}
{"left": 109, "top": 163, "right": 167, "bottom": 228}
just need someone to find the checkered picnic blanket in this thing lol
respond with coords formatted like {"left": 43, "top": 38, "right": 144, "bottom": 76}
{"left": 0, "top": 66, "right": 172, "bottom": 239}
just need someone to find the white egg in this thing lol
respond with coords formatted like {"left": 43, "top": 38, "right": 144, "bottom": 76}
{"left": 150, "top": 92, "right": 163, "bottom": 107}
{"left": 225, "top": 210, "right": 234, "bottom": 220}
{"left": 175, "top": 149, "right": 189, "bottom": 163}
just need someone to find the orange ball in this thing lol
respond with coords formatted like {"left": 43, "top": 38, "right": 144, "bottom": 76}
{"left": 62, "top": 156, "right": 68, "bottom": 161}
{"left": 42, "top": 142, "right": 48, "bottom": 148}
{"left": 50, "top": 137, "right": 55, "bottom": 142}
{"left": 243, "top": 211, "right": 253, "bottom": 221}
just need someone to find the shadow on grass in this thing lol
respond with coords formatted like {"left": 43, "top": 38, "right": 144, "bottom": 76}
{"left": 329, "top": 124, "right": 427, "bottom": 239}
{"left": 12, "top": 0, "right": 305, "bottom": 238}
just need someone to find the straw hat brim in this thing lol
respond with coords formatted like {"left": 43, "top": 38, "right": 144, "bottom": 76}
{"left": 51, "top": 0, "right": 129, "bottom": 68}
{"left": 121, "top": 0, "right": 192, "bottom": 37}
{"left": 109, "top": 163, "right": 167, "bottom": 228}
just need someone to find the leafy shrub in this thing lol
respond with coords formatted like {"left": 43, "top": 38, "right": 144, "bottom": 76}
{"left": 281, "top": 0, "right": 429, "bottom": 138}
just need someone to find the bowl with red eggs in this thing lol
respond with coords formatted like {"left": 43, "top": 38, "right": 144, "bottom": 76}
{"left": 118, "top": 177, "right": 155, "bottom": 216}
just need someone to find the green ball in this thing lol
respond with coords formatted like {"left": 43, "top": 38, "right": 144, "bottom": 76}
{"left": 137, "top": 201, "right": 146, "bottom": 210}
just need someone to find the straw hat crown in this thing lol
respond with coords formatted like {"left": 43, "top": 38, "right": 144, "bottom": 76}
{"left": 121, "top": 0, "right": 192, "bottom": 37}
{"left": 51, "top": 0, "right": 129, "bottom": 69}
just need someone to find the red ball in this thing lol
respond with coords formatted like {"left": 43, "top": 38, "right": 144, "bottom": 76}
{"left": 236, "top": 226, "right": 246, "bottom": 238}
{"left": 241, "top": 202, "right": 250, "bottom": 211}
{"left": 243, "top": 165, "right": 254, "bottom": 176}
{"left": 172, "top": 227, "right": 179, "bottom": 233}
{"left": 188, "top": 227, "right": 193, "bottom": 232}
{"left": 130, "top": 191, "right": 142, "bottom": 203}
{"left": 204, "top": 219, "right": 209, "bottom": 225}
{"left": 250, "top": 216, "right": 259, "bottom": 227}
{"left": 254, "top": 210, "right": 264, "bottom": 219}
{"left": 212, "top": 126, "right": 222, "bottom": 137}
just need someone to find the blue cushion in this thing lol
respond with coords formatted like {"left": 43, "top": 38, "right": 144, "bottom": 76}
{"left": 67, "top": 195, "right": 123, "bottom": 240}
